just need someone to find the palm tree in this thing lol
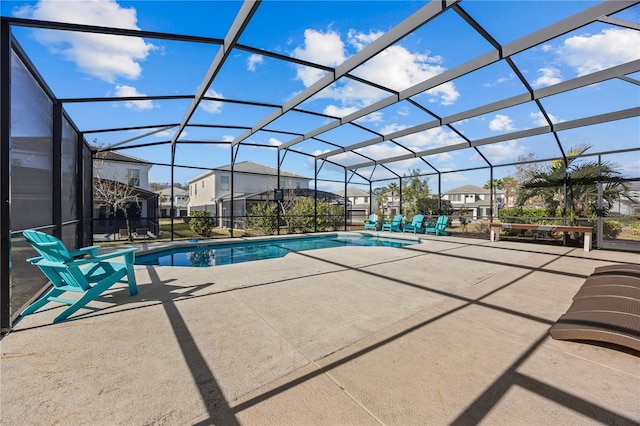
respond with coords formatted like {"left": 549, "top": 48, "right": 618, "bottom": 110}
{"left": 516, "top": 143, "right": 627, "bottom": 219}
{"left": 387, "top": 182, "right": 399, "bottom": 215}
{"left": 483, "top": 178, "right": 504, "bottom": 217}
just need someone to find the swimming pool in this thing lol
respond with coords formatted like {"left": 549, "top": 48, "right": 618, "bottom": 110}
{"left": 135, "top": 234, "right": 418, "bottom": 267}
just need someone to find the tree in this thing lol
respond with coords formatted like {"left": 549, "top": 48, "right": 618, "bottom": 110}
{"left": 93, "top": 153, "right": 141, "bottom": 241}
{"left": 513, "top": 153, "right": 544, "bottom": 208}
{"left": 373, "top": 187, "right": 388, "bottom": 216}
{"left": 387, "top": 182, "right": 399, "bottom": 215}
{"left": 402, "top": 169, "right": 430, "bottom": 216}
{"left": 516, "top": 144, "right": 628, "bottom": 219}
{"left": 247, "top": 202, "right": 278, "bottom": 235}
{"left": 189, "top": 210, "right": 214, "bottom": 237}
{"left": 501, "top": 176, "right": 518, "bottom": 208}
{"left": 483, "top": 178, "right": 504, "bottom": 218}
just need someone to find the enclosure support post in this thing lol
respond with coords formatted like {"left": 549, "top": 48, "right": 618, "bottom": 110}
{"left": 489, "top": 166, "right": 494, "bottom": 222}
{"left": 277, "top": 150, "right": 281, "bottom": 236}
{"left": 344, "top": 168, "right": 348, "bottom": 231}
{"left": 52, "top": 102, "right": 62, "bottom": 239}
{"left": 437, "top": 173, "right": 442, "bottom": 215}
{"left": 170, "top": 143, "right": 176, "bottom": 241}
{"left": 0, "top": 20, "right": 12, "bottom": 334}
{"left": 399, "top": 177, "right": 403, "bottom": 215}
{"left": 76, "top": 132, "right": 84, "bottom": 247}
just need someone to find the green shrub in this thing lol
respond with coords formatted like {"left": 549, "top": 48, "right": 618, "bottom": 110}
{"left": 602, "top": 220, "right": 622, "bottom": 239}
{"left": 189, "top": 210, "right": 214, "bottom": 237}
{"left": 475, "top": 219, "right": 490, "bottom": 236}
{"left": 247, "top": 202, "right": 278, "bottom": 235}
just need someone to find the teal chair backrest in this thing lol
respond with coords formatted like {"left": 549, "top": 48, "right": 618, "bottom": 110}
{"left": 369, "top": 214, "right": 378, "bottom": 222}
{"left": 23, "top": 230, "right": 74, "bottom": 262}
{"left": 435, "top": 215, "right": 448, "bottom": 230}
{"left": 412, "top": 214, "right": 424, "bottom": 225}
{"left": 392, "top": 214, "right": 403, "bottom": 224}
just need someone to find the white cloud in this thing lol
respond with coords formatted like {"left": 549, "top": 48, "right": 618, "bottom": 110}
{"left": 489, "top": 114, "right": 514, "bottom": 132}
{"left": 533, "top": 67, "right": 562, "bottom": 88}
{"left": 292, "top": 28, "right": 459, "bottom": 112}
{"left": 558, "top": 28, "right": 640, "bottom": 76}
{"left": 114, "top": 85, "right": 153, "bottom": 111}
{"left": 483, "top": 73, "right": 515, "bottom": 87}
{"left": 352, "top": 44, "right": 458, "bottom": 105}
{"left": 17, "top": 0, "right": 155, "bottom": 83}
{"left": 247, "top": 54, "right": 263, "bottom": 72}
{"left": 268, "top": 137, "right": 282, "bottom": 147}
{"left": 530, "top": 111, "right": 564, "bottom": 127}
{"left": 292, "top": 29, "right": 346, "bottom": 86}
{"left": 201, "top": 89, "right": 224, "bottom": 114}
{"left": 472, "top": 140, "right": 526, "bottom": 163}
{"left": 155, "top": 128, "right": 187, "bottom": 140}
{"left": 356, "top": 111, "right": 384, "bottom": 123}
{"left": 396, "top": 127, "right": 463, "bottom": 150}
{"left": 347, "top": 29, "right": 383, "bottom": 51}
{"left": 323, "top": 104, "right": 359, "bottom": 118}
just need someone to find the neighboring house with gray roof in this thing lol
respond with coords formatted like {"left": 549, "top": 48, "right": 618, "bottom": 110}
{"left": 442, "top": 184, "right": 505, "bottom": 219}
{"left": 93, "top": 151, "right": 152, "bottom": 191}
{"left": 154, "top": 187, "right": 189, "bottom": 218}
{"left": 187, "top": 161, "right": 311, "bottom": 227}
{"left": 335, "top": 187, "right": 374, "bottom": 223}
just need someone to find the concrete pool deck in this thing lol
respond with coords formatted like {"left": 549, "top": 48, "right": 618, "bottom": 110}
{"left": 1, "top": 234, "right": 639, "bottom": 425}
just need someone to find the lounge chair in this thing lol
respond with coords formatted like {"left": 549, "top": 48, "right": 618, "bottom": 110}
{"left": 381, "top": 214, "right": 403, "bottom": 232}
{"left": 549, "top": 266, "right": 640, "bottom": 352}
{"left": 118, "top": 228, "right": 130, "bottom": 240}
{"left": 424, "top": 215, "right": 449, "bottom": 236}
{"left": 21, "top": 230, "right": 138, "bottom": 323}
{"left": 403, "top": 214, "right": 425, "bottom": 234}
{"left": 134, "top": 228, "right": 149, "bottom": 239}
{"left": 363, "top": 214, "right": 379, "bottom": 231}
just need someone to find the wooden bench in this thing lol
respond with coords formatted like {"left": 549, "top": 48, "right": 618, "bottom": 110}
{"left": 489, "top": 222, "right": 594, "bottom": 252}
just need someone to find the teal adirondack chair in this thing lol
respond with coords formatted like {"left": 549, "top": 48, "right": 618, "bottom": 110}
{"left": 425, "top": 215, "right": 450, "bottom": 236}
{"left": 21, "top": 230, "right": 138, "bottom": 323}
{"left": 363, "top": 213, "right": 379, "bottom": 231}
{"left": 403, "top": 214, "right": 425, "bottom": 234}
{"left": 381, "top": 214, "right": 403, "bottom": 232}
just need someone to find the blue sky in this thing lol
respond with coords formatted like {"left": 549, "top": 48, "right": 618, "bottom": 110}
{"left": 3, "top": 0, "right": 639, "bottom": 192}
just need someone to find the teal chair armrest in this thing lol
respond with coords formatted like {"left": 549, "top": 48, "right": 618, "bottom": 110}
{"left": 70, "top": 245, "right": 100, "bottom": 258}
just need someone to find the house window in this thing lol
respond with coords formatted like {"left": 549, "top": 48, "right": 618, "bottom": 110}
{"left": 221, "top": 175, "right": 230, "bottom": 191}
{"left": 364, "top": 196, "right": 369, "bottom": 203}
{"left": 451, "top": 194, "right": 462, "bottom": 202}
{"left": 127, "top": 169, "right": 140, "bottom": 186}
{"left": 202, "top": 180, "right": 205, "bottom": 187}
{"left": 296, "top": 181, "right": 301, "bottom": 189}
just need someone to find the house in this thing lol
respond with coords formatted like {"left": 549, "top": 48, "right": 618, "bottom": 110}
{"left": 335, "top": 187, "right": 375, "bottom": 223}
{"left": 442, "top": 184, "right": 505, "bottom": 219}
{"left": 92, "top": 151, "right": 157, "bottom": 235}
{"left": 187, "top": 161, "right": 311, "bottom": 228}
{"left": 612, "top": 180, "right": 640, "bottom": 215}
{"left": 154, "top": 187, "right": 189, "bottom": 218}
{"left": 93, "top": 151, "right": 152, "bottom": 190}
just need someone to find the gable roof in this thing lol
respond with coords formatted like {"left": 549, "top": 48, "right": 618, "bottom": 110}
{"left": 335, "top": 187, "right": 369, "bottom": 197}
{"left": 187, "top": 161, "right": 309, "bottom": 183}
{"left": 444, "top": 185, "right": 499, "bottom": 195}
{"left": 95, "top": 150, "right": 151, "bottom": 165}
{"left": 154, "top": 187, "right": 188, "bottom": 196}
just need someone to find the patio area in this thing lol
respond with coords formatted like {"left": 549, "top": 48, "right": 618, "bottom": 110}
{"left": 2, "top": 234, "right": 638, "bottom": 425}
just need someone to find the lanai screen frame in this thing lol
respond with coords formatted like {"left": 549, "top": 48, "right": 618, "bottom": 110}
{"left": 1, "top": 0, "right": 639, "bottom": 332}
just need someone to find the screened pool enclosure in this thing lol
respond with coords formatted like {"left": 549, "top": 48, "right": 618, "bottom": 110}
{"left": 1, "top": 0, "right": 639, "bottom": 332}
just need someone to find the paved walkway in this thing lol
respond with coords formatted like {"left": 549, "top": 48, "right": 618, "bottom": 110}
{"left": 2, "top": 234, "right": 638, "bottom": 425}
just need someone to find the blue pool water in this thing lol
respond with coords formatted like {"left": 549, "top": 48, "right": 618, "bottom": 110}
{"left": 135, "top": 234, "right": 417, "bottom": 267}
